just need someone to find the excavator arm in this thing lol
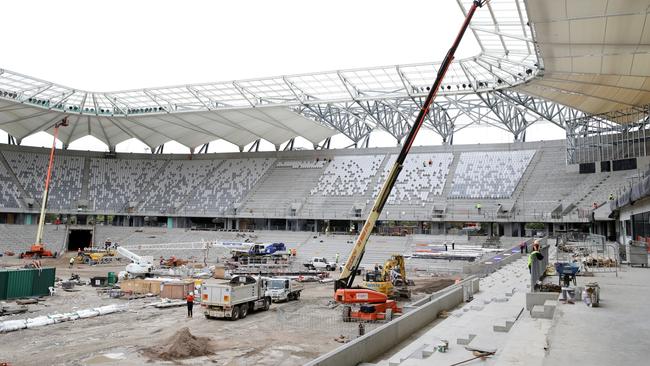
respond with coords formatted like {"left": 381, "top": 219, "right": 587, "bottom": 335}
{"left": 335, "top": 0, "right": 485, "bottom": 291}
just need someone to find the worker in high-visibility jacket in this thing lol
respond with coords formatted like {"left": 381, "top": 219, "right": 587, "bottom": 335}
{"left": 186, "top": 292, "right": 194, "bottom": 318}
{"left": 528, "top": 240, "right": 544, "bottom": 273}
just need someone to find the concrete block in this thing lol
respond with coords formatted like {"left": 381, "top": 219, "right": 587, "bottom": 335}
{"left": 525, "top": 291, "right": 560, "bottom": 310}
{"left": 531, "top": 305, "right": 547, "bottom": 319}
{"left": 470, "top": 305, "right": 484, "bottom": 311}
{"left": 405, "top": 344, "right": 430, "bottom": 360}
{"left": 483, "top": 299, "right": 492, "bottom": 305}
{"left": 457, "top": 334, "right": 476, "bottom": 345}
{"left": 494, "top": 297, "right": 509, "bottom": 303}
{"left": 531, "top": 304, "right": 554, "bottom": 319}
{"left": 493, "top": 320, "right": 515, "bottom": 333}
{"left": 421, "top": 344, "right": 436, "bottom": 357}
{"left": 543, "top": 300, "right": 557, "bottom": 318}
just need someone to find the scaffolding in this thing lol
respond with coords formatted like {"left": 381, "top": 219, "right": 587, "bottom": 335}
{"left": 566, "top": 104, "right": 650, "bottom": 165}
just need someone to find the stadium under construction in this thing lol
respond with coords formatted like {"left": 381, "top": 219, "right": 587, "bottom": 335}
{"left": 1, "top": 0, "right": 650, "bottom": 365}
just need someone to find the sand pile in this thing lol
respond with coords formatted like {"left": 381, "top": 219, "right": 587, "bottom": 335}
{"left": 145, "top": 327, "right": 213, "bottom": 360}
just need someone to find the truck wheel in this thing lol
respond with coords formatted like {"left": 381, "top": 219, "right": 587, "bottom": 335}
{"left": 239, "top": 304, "right": 248, "bottom": 319}
{"left": 295, "top": 292, "right": 300, "bottom": 300}
{"left": 231, "top": 305, "right": 240, "bottom": 321}
{"left": 263, "top": 297, "right": 271, "bottom": 311}
{"left": 204, "top": 314, "right": 212, "bottom": 320}
{"left": 342, "top": 306, "right": 352, "bottom": 322}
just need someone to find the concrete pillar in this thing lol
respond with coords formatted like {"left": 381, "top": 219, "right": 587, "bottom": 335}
{"left": 267, "top": 219, "right": 271, "bottom": 230}
{"left": 235, "top": 219, "right": 240, "bottom": 230}
{"left": 167, "top": 217, "right": 173, "bottom": 229}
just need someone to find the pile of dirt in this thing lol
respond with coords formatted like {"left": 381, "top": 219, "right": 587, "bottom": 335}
{"left": 144, "top": 327, "right": 213, "bottom": 360}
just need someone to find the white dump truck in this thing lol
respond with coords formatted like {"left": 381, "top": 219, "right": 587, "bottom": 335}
{"left": 265, "top": 277, "right": 304, "bottom": 302}
{"left": 201, "top": 276, "right": 271, "bottom": 320}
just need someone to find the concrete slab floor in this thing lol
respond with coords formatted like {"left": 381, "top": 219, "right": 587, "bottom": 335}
{"left": 543, "top": 268, "right": 650, "bottom": 366}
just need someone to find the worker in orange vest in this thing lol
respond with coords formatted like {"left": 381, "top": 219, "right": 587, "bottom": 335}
{"left": 186, "top": 292, "right": 194, "bottom": 318}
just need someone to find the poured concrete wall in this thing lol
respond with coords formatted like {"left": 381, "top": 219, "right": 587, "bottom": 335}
{"left": 307, "top": 277, "right": 479, "bottom": 366}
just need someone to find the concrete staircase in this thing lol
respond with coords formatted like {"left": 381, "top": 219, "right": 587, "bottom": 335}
{"left": 531, "top": 299, "right": 557, "bottom": 319}
{"left": 511, "top": 149, "right": 544, "bottom": 212}
{"left": 239, "top": 160, "right": 325, "bottom": 217}
{"left": 80, "top": 157, "right": 91, "bottom": 201}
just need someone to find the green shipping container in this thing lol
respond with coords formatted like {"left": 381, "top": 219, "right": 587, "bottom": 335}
{"left": 5, "top": 269, "right": 34, "bottom": 299}
{"left": 0, "top": 270, "right": 8, "bottom": 299}
{"left": 0, "top": 268, "right": 56, "bottom": 300}
{"left": 31, "top": 268, "right": 56, "bottom": 297}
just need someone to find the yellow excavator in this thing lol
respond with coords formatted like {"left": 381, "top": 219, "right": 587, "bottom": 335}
{"left": 361, "top": 254, "right": 412, "bottom": 299}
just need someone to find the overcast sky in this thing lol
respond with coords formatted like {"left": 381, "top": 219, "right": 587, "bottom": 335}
{"left": 0, "top": 0, "right": 565, "bottom": 153}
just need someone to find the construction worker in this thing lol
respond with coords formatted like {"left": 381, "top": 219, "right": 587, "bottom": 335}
{"left": 335, "top": 253, "right": 340, "bottom": 264}
{"left": 186, "top": 292, "right": 194, "bottom": 318}
{"left": 528, "top": 240, "right": 544, "bottom": 273}
{"left": 69, "top": 256, "right": 75, "bottom": 268}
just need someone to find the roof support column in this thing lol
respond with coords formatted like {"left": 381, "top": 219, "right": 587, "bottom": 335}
{"left": 247, "top": 139, "right": 261, "bottom": 152}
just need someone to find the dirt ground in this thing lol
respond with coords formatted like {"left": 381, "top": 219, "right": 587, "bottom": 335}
{"left": 0, "top": 256, "right": 456, "bottom": 366}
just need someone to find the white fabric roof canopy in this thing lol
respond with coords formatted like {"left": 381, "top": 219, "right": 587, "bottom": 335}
{"left": 519, "top": 0, "right": 650, "bottom": 116}
{"left": 0, "top": 99, "right": 335, "bottom": 148}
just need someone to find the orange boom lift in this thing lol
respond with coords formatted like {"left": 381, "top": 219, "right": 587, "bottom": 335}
{"left": 334, "top": 1, "right": 486, "bottom": 321}
{"left": 22, "top": 117, "right": 68, "bottom": 259}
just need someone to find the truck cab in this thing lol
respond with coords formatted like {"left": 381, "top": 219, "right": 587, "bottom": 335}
{"left": 265, "top": 277, "right": 303, "bottom": 302}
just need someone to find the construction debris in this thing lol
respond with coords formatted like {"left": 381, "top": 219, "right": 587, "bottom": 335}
{"left": 15, "top": 299, "right": 39, "bottom": 305}
{"left": 0, "top": 304, "right": 28, "bottom": 316}
{"left": 333, "top": 335, "right": 349, "bottom": 343}
{"left": 151, "top": 299, "right": 187, "bottom": 309}
{"left": 0, "top": 304, "right": 127, "bottom": 333}
{"left": 144, "top": 327, "right": 213, "bottom": 360}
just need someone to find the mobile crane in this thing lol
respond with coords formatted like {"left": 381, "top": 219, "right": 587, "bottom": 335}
{"left": 334, "top": 0, "right": 485, "bottom": 321}
{"left": 22, "top": 117, "right": 68, "bottom": 259}
{"left": 116, "top": 246, "right": 154, "bottom": 278}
